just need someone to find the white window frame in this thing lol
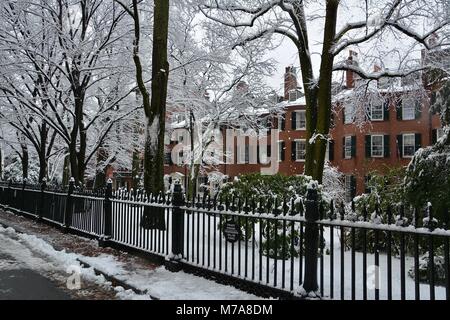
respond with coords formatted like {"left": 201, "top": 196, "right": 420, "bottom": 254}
{"left": 295, "top": 110, "right": 306, "bottom": 130}
{"left": 402, "top": 100, "right": 415, "bottom": 120}
{"left": 371, "top": 103, "right": 384, "bottom": 121}
{"left": 344, "top": 105, "right": 355, "bottom": 124}
{"left": 294, "top": 139, "right": 306, "bottom": 162}
{"left": 278, "top": 140, "right": 284, "bottom": 162}
{"left": 289, "top": 90, "right": 298, "bottom": 102}
{"left": 278, "top": 116, "right": 284, "bottom": 130}
{"left": 371, "top": 135, "right": 384, "bottom": 158}
{"left": 344, "top": 136, "right": 352, "bottom": 159}
{"left": 402, "top": 133, "right": 416, "bottom": 158}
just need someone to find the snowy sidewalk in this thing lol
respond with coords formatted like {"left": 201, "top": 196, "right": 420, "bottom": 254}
{"left": 0, "top": 209, "right": 262, "bottom": 300}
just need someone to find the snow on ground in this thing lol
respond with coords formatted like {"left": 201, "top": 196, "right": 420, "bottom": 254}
{"left": 81, "top": 254, "right": 263, "bottom": 300}
{"left": 0, "top": 223, "right": 261, "bottom": 300}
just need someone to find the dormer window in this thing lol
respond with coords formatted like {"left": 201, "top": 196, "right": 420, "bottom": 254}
{"left": 288, "top": 89, "right": 302, "bottom": 102}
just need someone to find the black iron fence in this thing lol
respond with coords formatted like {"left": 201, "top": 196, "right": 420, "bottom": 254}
{"left": 0, "top": 179, "right": 449, "bottom": 300}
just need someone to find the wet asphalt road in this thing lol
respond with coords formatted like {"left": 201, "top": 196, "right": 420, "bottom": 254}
{"left": 0, "top": 252, "right": 71, "bottom": 300}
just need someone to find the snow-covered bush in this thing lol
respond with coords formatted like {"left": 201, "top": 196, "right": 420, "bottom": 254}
{"left": 218, "top": 173, "right": 331, "bottom": 259}
{"left": 408, "top": 252, "right": 447, "bottom": 285}
{"left": 403, "top": 126, "right": 450, "bottom": 223}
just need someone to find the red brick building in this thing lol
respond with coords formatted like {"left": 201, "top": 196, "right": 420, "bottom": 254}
{"left": 160, "top": 52, "right": 445, "bottom": 200}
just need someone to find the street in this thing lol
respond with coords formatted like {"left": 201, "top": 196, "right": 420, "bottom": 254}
{"left": 0, "top": 251, "right": 70, "bottom": 300}
{"left": 0, "top": 224, "right": 118, "bottom": 300}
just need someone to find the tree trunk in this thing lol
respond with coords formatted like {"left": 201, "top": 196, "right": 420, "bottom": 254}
{"left": 38, "top": 121, "right": 48, "bottom": 183}
{"left": 62, "top": 153, "right": 71, "bottom": 186}
{"left": 135, "top": 0, "right": 170, "bottom": 231}
{"left": 143, "top": 0, "right": 170, "bottom": 195}
{"left": 21, "top": 144, "right": 29, "bottom": 182}
{"left": 303, "top": 0, "right": 339, "bottom": 184}
{"left": 131, "top": 149, "right": 141, "bottom": 190}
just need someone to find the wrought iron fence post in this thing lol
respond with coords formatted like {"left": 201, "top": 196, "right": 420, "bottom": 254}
{"left": 7, "top": 179, "right": 12, "bottom": 208}
{"left": 166, "top": 182, "right": 185, "bottom": 272}
{"left": 38, "top": 179, "right": 46, "bottom": 220}
{"left": 63, "top": 177, "right": 75, "bottom": 232}
{"left": 99, "top": 179, "right": 113, "bottom": 247}
{"left": 302, "top": 184, "right": 320, "bottom": 297}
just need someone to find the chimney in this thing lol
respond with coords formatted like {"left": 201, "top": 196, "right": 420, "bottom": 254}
{"left": 346, "top": 50, "right": 359, "bottom": 89}
{"left": 373, "top": 64, "right": 381, "bottom": 73}
{"left": 284, "top": 66, "right": 298, "bottom": 100}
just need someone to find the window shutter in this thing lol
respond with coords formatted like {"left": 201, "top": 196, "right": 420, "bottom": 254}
{"left": 267, "top": 144, "right": 271, "bottom": 157}
{"left": 396, "top": 100, "right": 403, "bottom": 120}
{"left": 415, "top": 133, "right": 422, "bottom": 151}
{"left": 342, "top": 108, "right": 346, "bottom": 124}
{"left": 281, "top": 117, "right": 286, "bottom": 131}
{"left": 397, "top": 135, "right": 403, "bottom": 158}
{"left": 384, "top": 135, "right": 390, "bottom": 157}
{"left": 415, "top": 102, "right": 422, "bottom": 120}
{"left": 365, "top": 135, "right": 371, "bottom": 158}
{"left": 432, "top": 129, "right": 437, "bottom": 144}
{"left": 383, "top": 101, "right": 390, "bottom": 121}
{"left": 291, "top": 112, "right": 297, "bottom": 130}
{"left": 328, "top": 140, "right": 335, "bottom": 161}
{"left": 291, "top": 141, "right": 296, "bottom": 161}
{"left": 351, "top": 136, "right": 357, "bottom": 157}
{"left": 281, "top": 141, "right": 286, "bottom": 161}
{"left": 257, "top": 145, "right": 260, "bottom": 164}
{"left": 342, "top": 137, "right": 346, "bottom": 158}
{"left": 350, "top": 176, "right": 357, "bottom": 199}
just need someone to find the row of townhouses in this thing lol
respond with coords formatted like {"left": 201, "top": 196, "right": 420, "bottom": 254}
{"left": 111, "top": 50, "right": 445, "bottom": 202}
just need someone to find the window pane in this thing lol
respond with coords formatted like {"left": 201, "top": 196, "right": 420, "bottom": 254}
{"left": 345, "top": 105, "right": 354, "bottom": 124}
{"left": 296, "top": 140, "right": 306, "bottom": 160}
{"left": 371, "top": 135, "right": 383, "bottom": 157}
{"left": 296, "top": 111, "right": 306, "bottom": 129}
{"left": 371, "top": 104, "right": 383, "bottom": 120}
{"left": 345, "top": 136, "right": 352, "bottom": 159}
{"left": 402, "top": 101, "right": 415, "bottom": 120}
{"left": 403, "top": 134, "right": 415, "bottom": 157}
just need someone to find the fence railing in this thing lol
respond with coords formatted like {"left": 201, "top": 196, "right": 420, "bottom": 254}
{"left": 0, "top": 179, "right": 449, "bottom": 300}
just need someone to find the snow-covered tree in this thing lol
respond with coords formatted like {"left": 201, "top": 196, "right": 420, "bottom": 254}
{"left": 197, "top": 0, "right": 450, "bottom": 184}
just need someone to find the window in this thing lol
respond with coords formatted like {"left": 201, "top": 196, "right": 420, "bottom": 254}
{"left": 278, "top": 141, "right": 285, "bottom": 162}
{"left": 344, "top": 136, "right": 352, "bottom": 159}
{"left": 371, "top": 103, "right": 383, "bottom": 121}
{"left": 344, "top": 105, "right": 355, "bottom": 124}
{"left": 277, "top": 116, "right": 285, "bottom": 131}
{"left": 403, "top": 134, "right": 415, "bottom": 157}
{"left": 371, "top": 135, "right": 384, "bottom": 157}
{"left": 289, "top": 89, "right": 298, "bottom": 102}
{"left": 344, "top": 175, "right": 355, "bottom": 203}
{"left": 295, "top": 140, "right": 306, "bottom": 161}
{"left": 402, "top": 100, "right": 415, "bottom": 120}
{"left": 244, "top": 144, "right": 249, "bottom": 164}
{"left": 437, "top": 128, "right": 444, "bottom": 141}
{"left": 295, "top": 110, "right": 306, "bottom": 130}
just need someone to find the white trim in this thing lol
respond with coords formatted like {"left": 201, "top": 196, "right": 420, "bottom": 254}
{"left": 294, "top": 139, "right": 306, "bottom": 162}
{"left": 344, "top": 136, "right": 352, "bottom": 159}
{"left": 371, "top": 134, "right": 384, "bottom": 158}
{"left": 294, "top": 110, "right": 307, "bottom": 130}
{"left": 370, "top": 103, "right": 384, "bottom": 121}
{"left": 402, "top": 100, "right": 415, "bottom": 120}
{"left": 402, "top": 133, "right": 415, "bottom": 158}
